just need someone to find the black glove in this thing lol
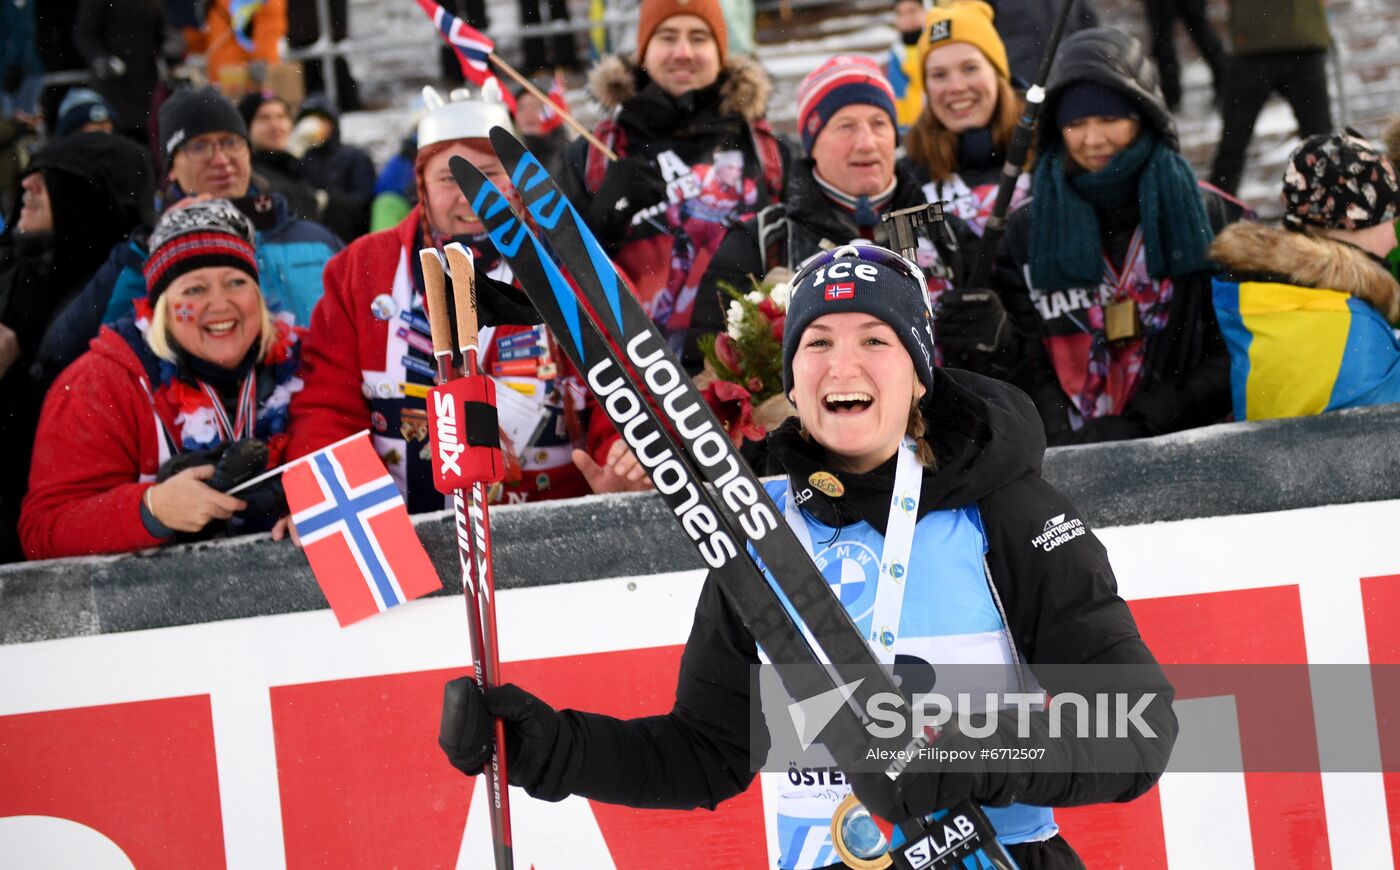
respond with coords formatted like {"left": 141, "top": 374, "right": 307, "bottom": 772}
{"left": 477, "top": 273, "right": 543, "bottom": 326}
{"left": 89, "top": 55, "right": 126, "bottom": 80}
{"left": 935, "top": 288, "right": 1013, "bottom": 373}
{"left": 847, "top": 738, "right": 982, "bottom": 824}
{"left": 206, "top": 438, "right": 269, "bottom": 491}
{"left": 1, "top": 66, "right": 22, "bottom": 95}
{"left": 156, "top": 444, "right": 225, "bottom": 482}
{"left": 587, "top": 156, "right": 668, "bottom": 248}
{"left": 440, "top": 678, "right": 562, "bottom": 791}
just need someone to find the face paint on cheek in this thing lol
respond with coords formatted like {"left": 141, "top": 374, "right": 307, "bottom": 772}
{"left": 174, "top": 302, "right": 198, "bottom": 322}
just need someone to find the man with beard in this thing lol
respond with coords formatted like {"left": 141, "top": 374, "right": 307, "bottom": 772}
{"left": 556, "top": 0, "right": 791, "bottom": 361}
{"left": 287, "top": 86, "right": 643, "bottom": 514}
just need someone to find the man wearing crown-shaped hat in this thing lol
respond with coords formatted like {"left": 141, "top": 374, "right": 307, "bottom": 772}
{"left": 287, "top": 83, "right": 642, "bottom": 514}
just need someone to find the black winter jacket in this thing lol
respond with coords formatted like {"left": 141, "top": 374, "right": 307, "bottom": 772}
{"left": 73, "top": 0, "right": 167, "bottom": 137}
{"left": 507, "top": 369, "right": 1176, "bottom": 867}
{"left": 0, "top": 133, "right": 154, "bottom": 557}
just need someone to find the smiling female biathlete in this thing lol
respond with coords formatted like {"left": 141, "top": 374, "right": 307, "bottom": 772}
{"left": 439, "top": 243, "right": 1176, "bottom": 869}
{"left": 20, "top": 200, "right": 302, "bottom": 559}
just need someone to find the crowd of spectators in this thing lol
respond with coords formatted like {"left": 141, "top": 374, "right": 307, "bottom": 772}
{"left": 1, "top": 0, "right": 1398, "bottom": 564}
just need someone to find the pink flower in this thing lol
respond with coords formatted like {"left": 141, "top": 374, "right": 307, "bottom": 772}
{"left": 702, "top": 380, "right": 766, "bottom": 446}
{"left": 714, "top": 331, "right": 743, "bottom": 374}
{"left": 769, "top": 313, "right": 786, "bottom": 342}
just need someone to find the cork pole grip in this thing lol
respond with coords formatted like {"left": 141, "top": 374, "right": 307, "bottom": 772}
{"left": 419, "top": 248, "right": 455, "bottom": 358}
{"left": 444, "top": 242, "right": 479, "bottom": 353}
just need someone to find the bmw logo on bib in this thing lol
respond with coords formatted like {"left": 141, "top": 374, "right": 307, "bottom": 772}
{"left": 813, "top": 540, "right": 880, "bottom": 622}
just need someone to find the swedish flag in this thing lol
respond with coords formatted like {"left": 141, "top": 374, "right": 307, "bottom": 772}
{"left": 1213, "top": 277, "right": 1400, "bottom": 421}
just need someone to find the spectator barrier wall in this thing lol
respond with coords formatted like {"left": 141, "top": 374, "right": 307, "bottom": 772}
{"left": 2, "top": 405, "right": 1400, "bottom": 867}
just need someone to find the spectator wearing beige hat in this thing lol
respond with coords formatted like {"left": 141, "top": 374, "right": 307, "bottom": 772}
{"left": 556, "top": 0, "right": 792, "bottom": 361}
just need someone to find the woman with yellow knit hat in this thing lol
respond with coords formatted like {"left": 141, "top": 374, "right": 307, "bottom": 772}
{"left": 903, "top": 1, "right": 1034, "bottom": 377}
{"left": 904, "top": 0, "right": 1030, "bottom": 236}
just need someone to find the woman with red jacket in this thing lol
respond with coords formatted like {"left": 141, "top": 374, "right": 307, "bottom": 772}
{"left": 21, "top": 200, "right": 303, "bottom": 559}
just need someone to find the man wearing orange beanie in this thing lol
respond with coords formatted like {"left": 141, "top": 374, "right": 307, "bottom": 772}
{"left": 556, "top": 0, "right": 792, "bottom": 373}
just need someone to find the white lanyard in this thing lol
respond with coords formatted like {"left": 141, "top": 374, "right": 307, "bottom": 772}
{"left": 784, "top": 438, "right": 923, "bottom": 666}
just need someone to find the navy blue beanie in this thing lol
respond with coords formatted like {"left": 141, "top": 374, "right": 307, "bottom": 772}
{"left": 782, "top": 245, "right": 935, "bottom": 395}
{"left": 1054, "top": 80, "right": 1139, "bottom": 128}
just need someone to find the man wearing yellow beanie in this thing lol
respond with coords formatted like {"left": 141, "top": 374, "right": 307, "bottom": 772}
{"left": 556, "top": 0, "right": 791, "bottom": 372}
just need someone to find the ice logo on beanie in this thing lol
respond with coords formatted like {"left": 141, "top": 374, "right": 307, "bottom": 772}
{"left": 166, "top": 129, "right": 187, "bottom": 156}
{"left": 928, "top": 19, "right": 951, "bottom": 43}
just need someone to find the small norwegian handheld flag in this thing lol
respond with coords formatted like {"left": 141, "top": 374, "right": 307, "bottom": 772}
{"left": 285, "top": 432, "right": 441, "bottom": 626}
{"left": 538, "top": 72, "right": 569, "bottom": 134}
{"left": 414, "top": 0, "right": 494, "bottom": 83}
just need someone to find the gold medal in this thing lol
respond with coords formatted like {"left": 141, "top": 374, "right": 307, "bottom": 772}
{"left": 1104, "top": 298, "right": 1141, "bottom": 344}
{"left": 809, "top": 471, "right": 845, "bottom": 498}
{"left": 830, "top": 794, "right": 892, "bottom": 869}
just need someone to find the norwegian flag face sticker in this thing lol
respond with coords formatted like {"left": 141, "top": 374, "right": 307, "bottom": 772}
{"left": 825, "top": 283, "right": 855, "bottom": 301}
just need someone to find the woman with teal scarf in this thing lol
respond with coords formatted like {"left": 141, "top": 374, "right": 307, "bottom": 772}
{"left": 989, "top": 28, "right": 1250, "bottom": 445}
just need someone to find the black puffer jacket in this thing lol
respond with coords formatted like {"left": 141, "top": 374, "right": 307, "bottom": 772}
{"left": 497, "top": 369, "right": 1175, "bottom": 869}
{"left": 297, "top": 97, "right": 376, "bottom": 240}
{"left": 73, "top": 0, "right": 168, "bottom": 138}
{"left": 0, "top": 133, "right": 155, "bottom": 557}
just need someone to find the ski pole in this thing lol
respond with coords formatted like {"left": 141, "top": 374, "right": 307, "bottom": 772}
{"left": 421, "top": 246, "right": 514, "bottom": 870}
{"left": 966, "top": 0, "right": 1077, "bottom": 287}
{"left": 443, "top": 243, "right": 514, "bottom": 870}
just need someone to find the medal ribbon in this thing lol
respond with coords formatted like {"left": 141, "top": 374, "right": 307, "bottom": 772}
{"left": 784, "top": 438, "right": 923, "bottom": 667}
{"left": 1099, "top": 226, "right": 1145, "bottom": 305}
{"left": 198, "top": 370, "right": 257, "bottom": 443}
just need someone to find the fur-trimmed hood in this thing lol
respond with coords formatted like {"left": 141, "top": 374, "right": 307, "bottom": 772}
{"left": 587, "top": 54, "right": 773, "bottom": 122}
{"left": 1210, "top": 221, "right": 1400, "bottom": 323}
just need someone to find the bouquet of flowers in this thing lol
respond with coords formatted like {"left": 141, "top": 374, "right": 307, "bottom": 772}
{"left": 696, "top": 271, "right": 799, "bottom": 445}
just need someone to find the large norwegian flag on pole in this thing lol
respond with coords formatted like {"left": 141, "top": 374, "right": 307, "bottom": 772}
{"left": 284, "top": 431, "right": 441, "bottom": 626}
{"left": 414, "top": 0, "right": 495, "bottom": 84}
